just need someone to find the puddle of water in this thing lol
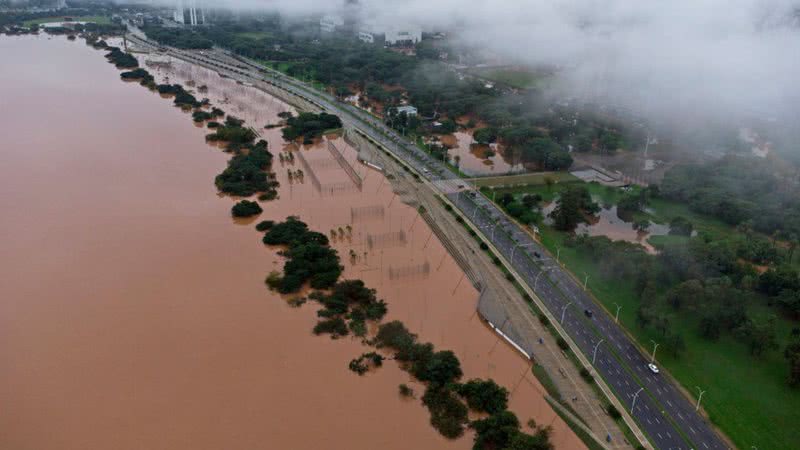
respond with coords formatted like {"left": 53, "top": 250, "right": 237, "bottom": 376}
{"left": 542, "top": 199, "right": 670, "bottom": 253}
{"left": 0, "top": 35, "right": 583, "bottom": 450}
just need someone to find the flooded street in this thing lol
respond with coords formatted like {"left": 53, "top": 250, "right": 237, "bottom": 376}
{"left": 0, "top": 35, "right": 581, "bottom": 450}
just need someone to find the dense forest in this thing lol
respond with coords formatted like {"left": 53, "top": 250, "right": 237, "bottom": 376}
{"left": 661, "top": 155, "right": 800, "bottom": 237}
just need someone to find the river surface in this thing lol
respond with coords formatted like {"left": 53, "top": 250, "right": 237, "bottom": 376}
{"left": 0, "top": 35, "right": 582, "bottom": 450}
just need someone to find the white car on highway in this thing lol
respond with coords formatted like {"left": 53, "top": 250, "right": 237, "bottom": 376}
{"left": 648, "top": 363, "right": 660, "bottom": 374}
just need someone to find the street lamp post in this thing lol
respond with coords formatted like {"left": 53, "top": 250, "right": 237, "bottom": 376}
{"left": 613, "top": 302, "right": 622, "bottom": 323}
{"left": 556, "top": 246, "right": 562, "bottom": 264}
{"left": 650, "top": 340, "right": 659, "bottom": 364}
{"left": 631, "top": 387, "right": 644, "bottom": 413}
{"left": 583, "top": 273, "right": 590, "bottom": 290}
{"left": 560, "top": 302, "right": 573, "bottom": 324}
{"left": 491, "top": 221, "right": 500, "bottom": 241}
{"left": 695, "top": 386, "right": 706, "bottom": 412}
{"left": 592, "top": 339, "right": 605, "bottom": 364}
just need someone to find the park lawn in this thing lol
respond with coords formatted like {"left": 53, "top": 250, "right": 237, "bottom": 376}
{"left": 529, "top": 206, "right": 800, "bottom": 450}
{"left": 486, "top": 179, "right": 740, "bottom": 240}
{"left": 482, "top": 180, "right": 622, "bottom": 206}
{"left": 235, "top": 31, "right": 272, "bottom": 40}
{"left": 260, "top": 61, "right": 327, "bottom": 91}
{"left": 472, "top": 171, "right": 579, "bottom": 188}
{"left": 473, "top": 67, "right": 545, "bottom": 89}
{"left": 644, "top": 196, "right": 734, "bottom": 237}
{"left": 24, "top": 15, "right": 111, "bottom": 26}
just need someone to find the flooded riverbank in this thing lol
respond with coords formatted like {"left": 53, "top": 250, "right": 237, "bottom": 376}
{"left": 0, "top": 35, "right": 582, "bottom": 450}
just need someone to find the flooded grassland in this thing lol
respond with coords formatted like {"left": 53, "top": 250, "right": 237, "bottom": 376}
{"left": 439, "top": 132, "right": 524, "bottom": 176}
{"left": 0, "top": 35, "right": 582, "bottom": 450}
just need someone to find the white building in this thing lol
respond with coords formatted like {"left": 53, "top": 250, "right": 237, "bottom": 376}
{"left": 320, "top": 15, "right": 344, "bottom": 33}
{"left": 357, "top": 30, "right": 376, "bottom": 44}
{"left": 395, "top": 105, "right": 418, "bottom": 116}
{"left": 357, "top": 22, "right": 422, "bottom": 46}
{"left": 385, "top": 26, "right": 422, "bottom": 46}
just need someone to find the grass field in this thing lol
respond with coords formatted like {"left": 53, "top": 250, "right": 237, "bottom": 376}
{"left": 484, "top": 180, "right": 738, "bottom": 239}
{"left": 472, "top": 67, "right": 545, "bottom": 89}
{"left": 261, "top": 61, "right": 327, "bottom": 92}
{"left": 488, "top": 180, "right": 800, "bottom": 449}
{"left": 24, "top": 15, "right": 112, "bottom": 26}
{"left": 235, "top": 31, "right": 273, "bottom": 40}
{"left": 472, "top": 171, "right": 579, "bottom": 188}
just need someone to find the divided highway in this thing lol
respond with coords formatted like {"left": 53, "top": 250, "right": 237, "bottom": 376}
{"left": 128, "top": 34, "right": 729, "bottom": 450}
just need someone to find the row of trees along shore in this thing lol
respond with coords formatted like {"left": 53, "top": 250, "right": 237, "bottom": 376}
{"left": 97, "top": 42, "right": 555, "bottom": 448}
{"left": 105, "top": 43, "right": 280, "bottom": 207}
{"left": 262, "top": 217, "right": 555, "bottom": 449}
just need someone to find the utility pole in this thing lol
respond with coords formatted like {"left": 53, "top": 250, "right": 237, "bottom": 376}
{"left": 695, "top": 386, "right": 706, "bottom": 412}
{"left": 561, "top": 302, "right": 573, "bottom": 324}
{"left": 592, "top": 339, "right": 604, "bottom": 364}
{"left": 556, "top": 246, "right": 562, "bottom": 264}
{"left": 650, "top": 340, "right": 659, "bottom": 364}
{"left": 613, "top": 302, "right": 622, "bottom": 323}
{"left": 583, "top": 273, "right": 590, "bottom": 290}
{"left": 631, "top": 387, "right": 644, "bottom": 413}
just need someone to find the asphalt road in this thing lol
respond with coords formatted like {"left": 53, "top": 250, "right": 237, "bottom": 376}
{"left": 127, "top": 34, "right": 729, "bottom": 450}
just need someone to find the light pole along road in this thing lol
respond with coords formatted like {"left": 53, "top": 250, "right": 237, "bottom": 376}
{"left": 127, "top": 33, "right": 729, "bottom": 450}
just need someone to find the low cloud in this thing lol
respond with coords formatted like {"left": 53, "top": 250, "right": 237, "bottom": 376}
{"left": 177, "top": 0, "right": 800, "bottom": 139}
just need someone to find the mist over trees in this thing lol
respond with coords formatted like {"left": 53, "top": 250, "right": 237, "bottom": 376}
{"left": 661, "top": 156, "right": 800, "bottom": 237}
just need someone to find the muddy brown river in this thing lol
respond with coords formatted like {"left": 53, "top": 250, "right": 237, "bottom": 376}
{"left": 0, "top": 35, "right": 583, "bottom": 450}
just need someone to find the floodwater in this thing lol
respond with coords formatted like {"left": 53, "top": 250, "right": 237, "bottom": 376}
{"left": 0, "top": 35, "right": 582, "bottom": 450}
{"left": 543, "top": 200, "right": 669, "bottom": 253}
{"left": 439, "top": 132, "right": 524, "bottom": 176}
